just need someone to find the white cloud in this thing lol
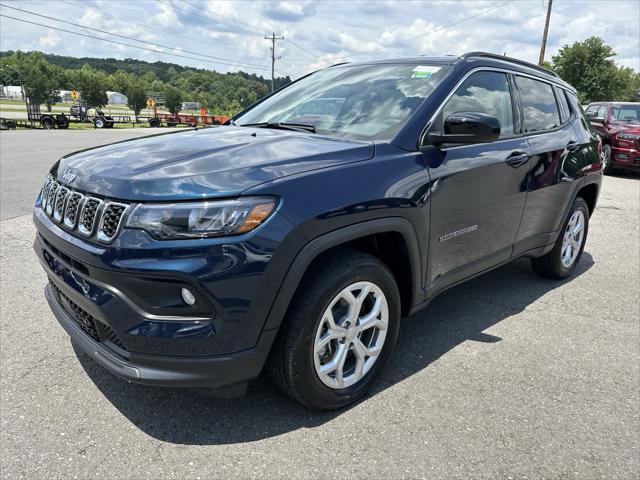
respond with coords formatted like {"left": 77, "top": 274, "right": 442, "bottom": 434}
{"left": 0, "top": 0, "right": 637, "bottom": 78}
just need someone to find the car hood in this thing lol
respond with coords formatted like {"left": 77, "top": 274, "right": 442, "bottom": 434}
{"left": 612, "top": 121, "right": 640, "bottom": 132}
{"left": 54, "top": 126, "right": 375, "bottom": 201}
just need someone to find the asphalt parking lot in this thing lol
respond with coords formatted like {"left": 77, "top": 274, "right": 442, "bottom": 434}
{"left": 1, "top": 129, "right": 639, "bottom": 479}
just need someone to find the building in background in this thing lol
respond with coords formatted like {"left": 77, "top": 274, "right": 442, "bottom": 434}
{"left": 106, "top": 91, "right": 128, "bottom": 105}
{"left": 181, "top": 101, "right": 201, "bottom": 110}
{"left": 1, "top": 85, "right": 24, "bottom": 100}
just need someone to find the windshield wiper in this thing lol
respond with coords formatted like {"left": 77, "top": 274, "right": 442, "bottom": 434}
{"left": 240, "top": 122, "right": 316, "bottom": 133}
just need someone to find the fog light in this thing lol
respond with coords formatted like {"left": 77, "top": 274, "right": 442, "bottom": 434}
{"left": 181, "top": 288, "right": 196, "bottom": 305}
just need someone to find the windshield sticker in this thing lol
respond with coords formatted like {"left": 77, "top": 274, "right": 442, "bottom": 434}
{"left": 412, "top": 65, "right": 441, "bottom": 78}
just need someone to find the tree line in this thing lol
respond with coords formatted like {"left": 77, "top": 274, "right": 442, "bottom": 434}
{"left": 0, "top": 50, "right": 291, "bottom": 118}
{"left": 1, "top": 36, "right": 638, "bottom": 120}
{"left": 546, "top": 36, "right": 639, "bottom": 104}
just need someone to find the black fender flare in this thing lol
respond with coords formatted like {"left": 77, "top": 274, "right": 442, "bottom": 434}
{"left": 261, "top": 217, "right": 424, "bottom": 332}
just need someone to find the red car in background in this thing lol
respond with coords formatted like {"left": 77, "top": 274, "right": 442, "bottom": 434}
{"left": 585, "top": 102, "right": 640, "bottom": 174}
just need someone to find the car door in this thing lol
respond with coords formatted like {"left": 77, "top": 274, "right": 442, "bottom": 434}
{"left": 586, "top": 104, "right": 609, "bottom": 138}
{"left": 512, "top": 76, "right": 585, "bottom": 254}
{"left": 422, "top": 70, "right": 531, "bottom": 294}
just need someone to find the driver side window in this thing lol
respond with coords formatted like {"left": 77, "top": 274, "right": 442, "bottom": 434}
{"left": 441, "top": 71, "right": 514, "bottom": 138}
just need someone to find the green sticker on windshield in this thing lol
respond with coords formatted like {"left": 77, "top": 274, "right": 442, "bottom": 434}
{"left": 412, "top": 65, "right": 440, "bottom": 78}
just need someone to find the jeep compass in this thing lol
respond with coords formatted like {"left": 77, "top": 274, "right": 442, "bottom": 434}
{"left": 34, "top": 53, "right": 602, "bottom": 410}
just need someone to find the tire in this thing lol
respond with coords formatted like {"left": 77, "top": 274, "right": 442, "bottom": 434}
{"left": 531, "top": 197, "right": 590, "bottom": 279}
{"left": 149, "top": 118, "right": 160, "bottom": 128}
{"left": 602, "top": 144, "right": 614, "bottom": 175}
{"left": 268, "top": 249, "right": 401, "bottom": 410}
{"left": 93, "top": 117, "right": 105, "bottom": 128}
{"left": 40, "top": 116, "right": 55, "bottom": 129}
{"left": 55, "top": 115, "right": 69, "bottom": 129}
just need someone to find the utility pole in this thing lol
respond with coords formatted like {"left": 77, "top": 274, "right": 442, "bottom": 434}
{"left": 538, "top": 0, "right": 553, "bottom": 66}
{"left": 264, "top": 32, "right": 284, "bottom": 92}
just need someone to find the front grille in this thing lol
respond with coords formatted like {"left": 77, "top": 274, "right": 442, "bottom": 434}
{"left": 49, "top": 280, "right": 100, "bottom": 342}
{"left": 63, "top": 192, "right": 84, "bottom": 228}
{"left": 97, "top": 203, "right": 127, "bottom": 242}
{"left": 53, "top": 187, "right": 69, "bottom": 222}
{"left": 78, "top": 197, "right": 102, "bottom": 237}
{"left": 49, "top": 279, "right": 127, "bottom": 350}
{"left": 39, "top": 176, "right": 129, "bottom": 244}
{"left": 45, "top": 182, "right": 59, "bottom": 216}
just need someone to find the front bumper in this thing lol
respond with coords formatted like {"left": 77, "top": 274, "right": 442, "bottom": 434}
{"left": 33, "top": 200, "right": 302, "bottom": 391}
{"left": 45, "top": 283, "right": 277, "bottom": 389}
{"left": 611, "top": 144, "right": 640, "bottom": 169}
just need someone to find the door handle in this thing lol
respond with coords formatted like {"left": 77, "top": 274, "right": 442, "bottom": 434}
{"left": 506, "top": 152, "right": 529, "bottom": 167}
{"left": 566, "top": 141, "right": 580, "bottom": 152}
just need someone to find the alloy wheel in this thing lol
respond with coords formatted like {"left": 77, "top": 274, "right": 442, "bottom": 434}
{"left": 313, "top": 281, "right": 388, "bottom": 389}
{"left": 561, "top": 210, "right": 585, "bottom": 268}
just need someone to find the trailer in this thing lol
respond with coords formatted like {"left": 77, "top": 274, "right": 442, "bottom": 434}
{"left": 26, "top": 98, "right": 70, "bottom": 129}
{"left": 153, "top": 113, "right": 230, "bottom": 127}
{"left": 68, "top": 104, "right": 131, "bottom": 128}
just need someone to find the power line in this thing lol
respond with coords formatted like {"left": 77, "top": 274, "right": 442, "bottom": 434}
{"left": 63, "top": 0, "right": 263, "bottom": 65}
{"left": 0, "top": 3, "right": 269, "bottom": 71}
{"left": 284, "top": 38, "right": 322, "bottom": 60}
{"left": 164, "top": 0, "right": 259, "bottom": 36}
{"left": 0, "top": 13, "right": 273, "bottom": 72}
{"left": 334, "top": 0, "right": 515, "bottom": 61}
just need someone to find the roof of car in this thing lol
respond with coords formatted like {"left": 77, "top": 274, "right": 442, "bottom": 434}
{"left": 336, "top": 52, "right": 575, "bottom": 92}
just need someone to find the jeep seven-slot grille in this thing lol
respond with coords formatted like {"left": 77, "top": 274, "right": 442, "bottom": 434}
{"left": 49, "top": 279, "right": 127, "bottom": 350}
{"left": 40, "top": 174, "right": 128, "bottom": 243}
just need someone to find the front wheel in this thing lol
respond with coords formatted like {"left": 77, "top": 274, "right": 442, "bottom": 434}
{"left": 602, "top": 144, "right": 614, "bottom": 175}
{"left": 268, "top": 250, "right": 401, "bottom": 410}
{"left": 531, "top": 197, "right": 589, "bottom": 279}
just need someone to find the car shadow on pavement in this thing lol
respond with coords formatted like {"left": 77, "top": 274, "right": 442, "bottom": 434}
{"left": 76, "top": 253, "right": 594, "bottom": 445}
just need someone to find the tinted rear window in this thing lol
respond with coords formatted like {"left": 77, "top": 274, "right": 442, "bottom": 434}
{"left": 516, "top": 76, "right": 561, "bottom": 132}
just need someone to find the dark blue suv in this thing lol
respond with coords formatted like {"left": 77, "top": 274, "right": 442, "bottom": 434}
{"left": 34, "top": 53, "right": 602, "bottom": 409}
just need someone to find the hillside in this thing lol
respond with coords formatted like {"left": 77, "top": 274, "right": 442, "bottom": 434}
{"left": 0, "top": 50, "right": 292, "bottom": 115}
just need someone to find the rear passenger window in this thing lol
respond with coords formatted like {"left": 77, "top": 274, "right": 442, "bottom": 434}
{"left": 515, "top": 76, "right": 561, "bottom": 132}
{"left": 556, "top": 88, "right": 571, "bottom": 123}
{"left": 442, "top": 71, "right": 514, "bottom": 138}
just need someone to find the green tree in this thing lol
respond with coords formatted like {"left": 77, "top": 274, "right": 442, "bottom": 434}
{"left": 125, "top": 81, "right": 147, "bottom": 122}
{"left": 164, "top": 85, "right": 182, "bottom": 114}
{"left": 2, "top": 51, "right": 59, "bottom": 109}
{"left": 617, "top": 67, "right": 640, "bottom": 102}
{"left": 72, "top": 65, "right": 108, "bottom": 107}
{"left": 551, "top": 37, "right": 625, "bottom": 103}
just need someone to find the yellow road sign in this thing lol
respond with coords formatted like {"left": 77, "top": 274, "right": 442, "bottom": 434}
{"left": 146, "top": 97, "right": 156, "bottom": 108}
{"left": 70, "top": 90, "right": 78, "bottom": 101}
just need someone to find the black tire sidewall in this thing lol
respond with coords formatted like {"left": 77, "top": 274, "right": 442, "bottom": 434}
{"left": 285, "top": 257, "right": 401, "bottom": 409}
{"left": 603, "top": 144, "right": 613, "bottom": 174}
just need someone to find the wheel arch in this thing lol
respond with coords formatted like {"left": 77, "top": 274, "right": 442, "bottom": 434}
{"left": 576, "top": 182, "right": 598, "bottom": 216}
{"left": 262, "top": 217, "right": 424, "bottom": 331}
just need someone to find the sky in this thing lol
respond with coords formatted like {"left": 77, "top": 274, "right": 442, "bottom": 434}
{"left": 0, "top": 0, "right": 638, "bottom": 80}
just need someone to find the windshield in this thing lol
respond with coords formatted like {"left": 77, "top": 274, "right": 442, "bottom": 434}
{"left": 611, "top": 105, "right": 640, "bottom": 123}
{"left": 235, "top": 63, "right": 452, "bottom": 141}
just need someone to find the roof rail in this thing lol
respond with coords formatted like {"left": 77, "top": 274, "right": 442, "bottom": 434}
{"left": 461, "top": 52, "right": 559, "bottom": 78}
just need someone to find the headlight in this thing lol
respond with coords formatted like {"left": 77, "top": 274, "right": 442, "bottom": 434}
{"left": 617, "top": 132, "right": 640, "bottom": 140}
{"left": 125, "top": 197, "right": 276, "bottom": 239}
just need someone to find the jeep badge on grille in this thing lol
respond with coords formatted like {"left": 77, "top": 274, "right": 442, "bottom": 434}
{"left": 61, "top": 169, "right": 76, "bottom": 183}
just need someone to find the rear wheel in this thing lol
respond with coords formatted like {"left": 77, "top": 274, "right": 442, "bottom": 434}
{"left": 93, "top": 117, "right": 105, "bottom": 128}
{"left": 268, "top": 250, "right": 401, "bottom": 410}
{"left": 531, "top": 197, "right": 589, "bottom": 279}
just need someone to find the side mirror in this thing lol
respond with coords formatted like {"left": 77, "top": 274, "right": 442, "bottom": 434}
{"left": 426, "top": 112, "right": 500, "bottom": 146}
